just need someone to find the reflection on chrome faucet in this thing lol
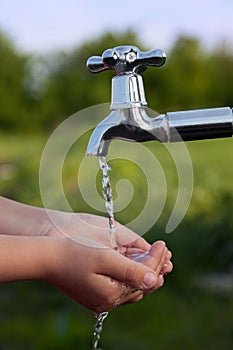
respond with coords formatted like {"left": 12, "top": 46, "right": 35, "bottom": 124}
{"left": 86, "top": 46, "right": 233, "bottom": 156}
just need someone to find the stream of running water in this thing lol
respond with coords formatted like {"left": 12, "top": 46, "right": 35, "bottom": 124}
{"left": 91, "top": 156, "right": 117, "bottom": 350}
{"left": 91, "top": 156, "right": 150, "bottom": 349}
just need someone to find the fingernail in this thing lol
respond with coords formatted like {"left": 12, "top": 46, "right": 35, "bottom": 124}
{"left": 144, "top": 272, "right": 156, "bottom": 288}
{"left": 156, "top": 241, "right": 166, "bottom": 249}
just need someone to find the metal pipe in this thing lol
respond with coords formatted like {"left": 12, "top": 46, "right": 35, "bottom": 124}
{"left": 166, "top": 107, "right": 233, "bottom": 142}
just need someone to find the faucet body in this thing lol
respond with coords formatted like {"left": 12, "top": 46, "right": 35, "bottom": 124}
{"left": 86, "top": 46, "right": 233, "bottom": 156}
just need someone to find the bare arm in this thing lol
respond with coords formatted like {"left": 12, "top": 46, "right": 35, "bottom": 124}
{"left": 0, "top": 196, "right": 49, "bottom": 236}
{"left": 0, "top": 196, "right": 173, "bottom": 312}
{"left": 0, "top": 235, "right": 48, "bottom": 282}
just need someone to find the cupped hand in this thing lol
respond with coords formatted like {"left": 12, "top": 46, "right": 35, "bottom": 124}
{"left": 43, "top": 212, "right": 173, "bottom": 312}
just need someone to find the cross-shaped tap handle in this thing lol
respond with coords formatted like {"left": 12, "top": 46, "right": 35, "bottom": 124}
{"left": 86, "top": 45, "right": 166, "bottom": 75}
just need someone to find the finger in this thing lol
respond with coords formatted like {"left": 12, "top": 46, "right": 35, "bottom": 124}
{"left": 159, "top": 248, "right": 173, "bottom": 275}
{"left": 166, "top": 250, "right": 172, "bottom": 260}
{"left": 124, "top": 237, "right": 151, "bottom": 251}
{"left": 161, "top": 260, "right": 173, "bottom": 275}
{"left": 91, "top": 274, "right": 144, "bottom": 311}
{"left": 142, "top": 274, "right": 165, "bottom": 296}
{"left": 155, "top": 245, "right": 169, "bottom": 275}
{"left": 114, "top": 224, "right": 139, "bottom": 244}
{"left": 153, "top": 274, "right": 164, "bottom": 290}
{"left": 101, "top": 248, "right": 161, "bottom": 292}
{"left": 128, "top": 293, "right": 144, "bottom": 303}
{"left": 121, "top": 291, "right": 144, "bottom": 305}
{"left": 114, "top": 225, "right": 151, "bottom": 250}
{"left": 137, "top": 241, "right": 167, "bottom": 271}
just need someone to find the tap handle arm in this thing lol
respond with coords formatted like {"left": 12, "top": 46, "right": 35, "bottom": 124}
{"left": 86, "top": 56, "right": 107, "bottom": 73}
{"left": 86, "top": 46, "right": 166, "bottom": 75}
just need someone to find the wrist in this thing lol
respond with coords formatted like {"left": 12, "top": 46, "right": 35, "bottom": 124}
{"left": 26, "top": 208, "right": 54, "bottom": 236}
{"left": 0, "top": 235, "right": 52, "bottom": 283}
{"left": 0, "top": 197, "right": 52, "bottom": 236}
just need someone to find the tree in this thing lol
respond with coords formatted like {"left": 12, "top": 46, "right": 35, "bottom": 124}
{"left": 0, "top": 30, "right": 232, "bottom": 131}
{"left": 0, "top": 31, "right": 31, "bottom": 130}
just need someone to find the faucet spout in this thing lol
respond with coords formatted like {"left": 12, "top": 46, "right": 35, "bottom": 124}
{"left": 86, "top": 106, "right": 233, "bottom": 156}
{"left": 86, "top": 107, "right": 169, "bottom": 156}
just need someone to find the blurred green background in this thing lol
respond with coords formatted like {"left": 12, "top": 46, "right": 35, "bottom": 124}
{"left": 0, "top": 30, "right": 233, "bottom": 349}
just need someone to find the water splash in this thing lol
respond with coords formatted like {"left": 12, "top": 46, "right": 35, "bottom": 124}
{"left": 92, "top": 311, "right": 109, "bottom": 350}
{"left": 98, "top": 156, "right": 117, "bottom": 249}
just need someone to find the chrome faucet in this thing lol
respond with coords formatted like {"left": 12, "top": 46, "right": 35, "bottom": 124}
{"left": 86, "top": 45, "right": 233, "bottom": 156}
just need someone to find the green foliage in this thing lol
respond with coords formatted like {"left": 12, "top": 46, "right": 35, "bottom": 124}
{"left": 0, "top": 30, "right": 233, "bottom": 349}
{"left": 0, "top": 31, "right": 31, "bottom": 129}
{"left": 0, "top": 30, "right": 232, "bottom": 131}
{"left": 1, "top": 133, "right": 233, "bottom": 349}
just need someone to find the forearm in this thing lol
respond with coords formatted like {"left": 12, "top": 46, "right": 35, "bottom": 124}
{"left": 0, "top": 196, "right": 51, "bottom": 236}
{"left": 0, "top": 235, "right": 49, "bottom": 283}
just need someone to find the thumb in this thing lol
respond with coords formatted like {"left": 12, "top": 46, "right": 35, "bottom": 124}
{"left": 104, "top": 249, "right": 159, "bottom": 291}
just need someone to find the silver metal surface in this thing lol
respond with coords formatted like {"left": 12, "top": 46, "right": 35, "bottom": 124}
{"left": 86, "top": 45, "right": 166, "bottom": 75}
{"left": 167, "top": 107, "right": 233, "bottom": 142}
{"left": 111, "top": 74, "right": 147, "bottom": 109}
{"left": 86, "top": 46, "right": 233, "bottom": 156}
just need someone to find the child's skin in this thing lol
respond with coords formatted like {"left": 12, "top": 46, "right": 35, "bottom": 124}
{"left": 0, "top": 196, "right": 173, "bottom": 313}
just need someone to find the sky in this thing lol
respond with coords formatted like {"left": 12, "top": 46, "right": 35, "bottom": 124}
{"left": 0, "top": 0, "right": 233, "bottom": 54}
